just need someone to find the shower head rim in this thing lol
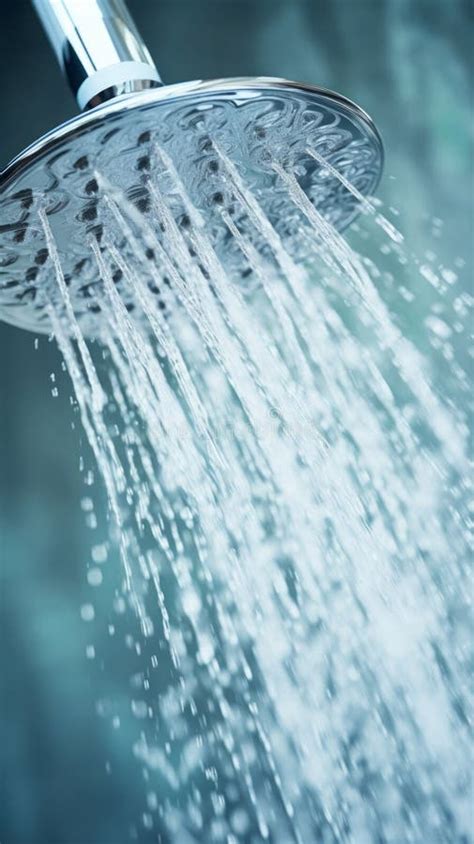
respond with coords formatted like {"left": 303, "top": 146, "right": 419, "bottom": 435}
{"left": 0, "top": 76, "right": 384, "bottom": 336}
{"left": 0, "top": 75, "right": 383, "bottom": 192}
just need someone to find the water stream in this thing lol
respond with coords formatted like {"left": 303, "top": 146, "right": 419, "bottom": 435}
{"left": 39, "top": 150, "right": 471, "bottom": 843}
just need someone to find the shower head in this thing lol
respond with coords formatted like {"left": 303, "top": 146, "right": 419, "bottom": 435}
{"left": 0, "top": 1, "right": 383, "bottom": 336}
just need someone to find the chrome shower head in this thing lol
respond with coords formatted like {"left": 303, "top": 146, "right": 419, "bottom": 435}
{"left": 0, "top": 1, "right": 383, "bottom": 336}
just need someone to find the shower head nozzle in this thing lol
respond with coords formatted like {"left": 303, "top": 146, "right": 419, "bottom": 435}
{"left": 0, "top": 4, "right": 384, "bottom": 336}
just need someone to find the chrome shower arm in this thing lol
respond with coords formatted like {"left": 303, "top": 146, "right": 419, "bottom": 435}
{"left": 32, "top": 0, "right": 161, "bottom": 110}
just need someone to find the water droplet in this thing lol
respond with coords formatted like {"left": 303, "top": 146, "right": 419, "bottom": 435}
{"left": 80, "top": 603, "right": 95, "bottom": 622}
{"left": 87, "top": 567, "right": 103, "bottom": 587}
{"left": 92, "top": 543, "right": 108, "bottom": 564}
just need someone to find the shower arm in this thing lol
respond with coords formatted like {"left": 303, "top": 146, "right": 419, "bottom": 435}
{"left": 32, "top": 0, "right": 162, "bottom": 111}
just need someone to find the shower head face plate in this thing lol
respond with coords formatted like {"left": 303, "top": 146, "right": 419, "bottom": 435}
{"left": 0, "top": 77, "right": 383, "bottom": 335}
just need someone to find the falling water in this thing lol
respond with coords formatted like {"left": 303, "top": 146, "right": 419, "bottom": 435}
{"left": 38, "top": 146, "right": 471, "bottom": 844}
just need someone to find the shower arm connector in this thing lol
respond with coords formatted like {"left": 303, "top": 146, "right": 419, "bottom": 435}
{"left": 32, "top": 0, "right": 162, "bottom": 110}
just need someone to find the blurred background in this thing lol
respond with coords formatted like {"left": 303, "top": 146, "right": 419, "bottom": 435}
{"left": 0, "top": 1, "right": 472, "bottom": 842}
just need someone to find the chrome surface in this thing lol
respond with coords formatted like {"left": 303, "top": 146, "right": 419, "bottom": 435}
{"left": 32, "top": 0, "right": 161, "bottom": 109}
{"left": 0, "top": 77, "right": 383, "bottom": 336}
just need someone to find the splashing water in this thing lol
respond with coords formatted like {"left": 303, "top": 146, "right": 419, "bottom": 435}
{"left": 36, "top": 146, "right": 471, "bottom": 844}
